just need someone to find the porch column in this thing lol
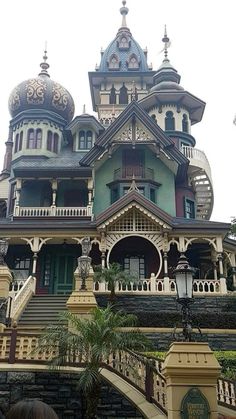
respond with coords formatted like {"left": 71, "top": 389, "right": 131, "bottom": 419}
{"left": 218, "top": 253, "right": 227, "bottom": 294}
{"left": 87, "top": 179, "right": 94, "bottom": 206}
{"left": 14, "top": 179, "right": 22, "bottom": 216}
{"left": 163, "top": 251, "right": 170, "bottom": 293}
{"left": 32, "top": 252, "right": 38, "bottom": 275}
{"left": 51, "top": 179, "right": 58, "bottom": 216}
{"left": 211, "top": 250, "right": 218, "bottom": 280}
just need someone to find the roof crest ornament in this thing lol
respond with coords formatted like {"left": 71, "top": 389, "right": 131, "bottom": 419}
{"left": 38, "top": 42, "right": 50, "bottom": 78}
{"left": 127, "top": 176, "right": 140, "bottom": 193}
{"left": 162, "top": 25, "right": 171, "bottom": 63}
{"left": 120, "top": 0, "right": 129, "bottom": 28}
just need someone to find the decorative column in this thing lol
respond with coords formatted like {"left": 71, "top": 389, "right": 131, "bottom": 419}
{"left": 51, "top": 179, "right": 58, "bottom": 216}
{"left": 163, "top": 234, "right": 170, "bottom": 293}
{"left": 218, "top": 253, "right": 227, "bottom": 294}
{"left": 162, "top": 342, "right": 221, "bottom": 419}
{"left": 14, "top": 179, "right": 22, "bottom": 216}
{"left": 99, "top": 232, "right": 107, "bottom": 291}
{"left": 0, "top": 239, "right": 12, "bottom": 330}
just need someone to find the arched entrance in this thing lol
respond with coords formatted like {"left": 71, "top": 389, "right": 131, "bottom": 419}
{"left": 108, "top": 236, "right": 161, "bottom": 279}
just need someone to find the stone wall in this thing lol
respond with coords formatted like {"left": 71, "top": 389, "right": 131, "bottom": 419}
{"left": 0, "top": 371, "right": 143, "bottom": 419}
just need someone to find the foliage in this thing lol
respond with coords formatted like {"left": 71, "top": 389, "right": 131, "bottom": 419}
{"left": 38, "top": 306, "right": 151, "bottom": 418}
{"left": 94, "top": 263, "right": 136, "bottom": 303}
{"left": 231, "top": 218, "right": 236, "bottom": 236}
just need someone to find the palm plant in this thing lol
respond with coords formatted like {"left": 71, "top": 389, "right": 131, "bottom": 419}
{"left": 94, "top": 262, "right": 135, "bottom": 303}
{"left": 38, "top": 306, "right": 151, "bottom": 418}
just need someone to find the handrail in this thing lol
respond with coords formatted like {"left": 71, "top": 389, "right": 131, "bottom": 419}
{"left": 9, "top": 276, "right": 36, "bottom": 322}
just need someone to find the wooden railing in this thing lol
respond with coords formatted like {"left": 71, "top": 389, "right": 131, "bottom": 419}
{"left": 7, "top": 276, "right": 36, "bottom": 322}
{"left": 14, "top": 206, "right": 92, "bottom": 217}
{"left": 0, "top": 330, "right": 235, "bottom": 413}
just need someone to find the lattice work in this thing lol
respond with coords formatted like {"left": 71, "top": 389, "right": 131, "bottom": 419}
{"left": 107, "top": 209, "right": 159, "bottom": 232}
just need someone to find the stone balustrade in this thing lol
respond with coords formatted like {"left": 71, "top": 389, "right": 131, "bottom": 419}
{"left": 218, "top": 378, "right": 236, "bottom": 411}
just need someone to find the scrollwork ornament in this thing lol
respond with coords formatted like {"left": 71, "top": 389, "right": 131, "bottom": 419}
{"left": 9, "top": 87, "right": 20, "bottom": 111}
{"left": 26, "top": 78, "right": 47, "bottom": 104}
{"left": 52, "top": 83, "right": 68, "bottom": 111}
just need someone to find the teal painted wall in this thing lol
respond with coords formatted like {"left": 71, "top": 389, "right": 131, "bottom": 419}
{"left": 93, "top": 146, "right": 176, "bottom": 216}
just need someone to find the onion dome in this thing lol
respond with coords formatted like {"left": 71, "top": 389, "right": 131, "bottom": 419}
{"left": 98, "top": 1, "right": 150, "bottom": 72}
{"left": 8, "top": 50, "right": 75, "bottom": 123}
{"left": 150, "top": 26, "right": 183, "bottom": 92}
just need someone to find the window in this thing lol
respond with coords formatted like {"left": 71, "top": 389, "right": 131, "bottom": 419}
{"left": 122, "top": 149, "right": 144, "bottom": 178}
{"left": 14, "top": 134, "right": 19, "bottom": 153}
{"left": 184, "top": 198, "right": 195, "bottom": 219}
{"left": 110, "top": 85, "right": 116, "bottom": 104}
{"left": 165, "top": 111, "right": 175, "bottom": 130}
{"left": 150, "top": 188, "right": 156, "bottom": 203}
{"left": 119, "top": 83, "right": 128, "bottom": 104}
{"left": 47, "top": 131, "right": 59, "bottom": 153}
{"left": 27, "top": 128, "right": 42, "bottom": 149}
{"left": 118, "top": 36, "right": 129, "bottom": 49}
{"left": 151, "top": 114, "right": 157, "bottom": 123}
{"left": 19, "top": 131, "right": 23, "bottom": 151}
{"left": 128, "top": 54, "right": 139, "bottom": 70}
{"left": 12, "top": 256, "right": 31, "bottom": 280}
{"left": 78, "top": 130, "right": 93, "bottom": 150}
{"left": 182, "top": 114, "right": 189, "bottom": 133}
{"left": 124, "top": 255, "right": 145, "bottom": 279}
{"left": 111, "top": 187, "right": 119, "bottom": 204}
{"left": 108, "top": 54, "right": 120, "bottom": 70}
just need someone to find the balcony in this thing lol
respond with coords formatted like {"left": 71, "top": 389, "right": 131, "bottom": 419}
{"left": 181, "top": 146, "right": 214, "bottom": 220}
{"left": 13, "top": 205, "right": 93, "bottom": 218}
{"left": 114, "top": 167, "right": 154, "bottom": 180}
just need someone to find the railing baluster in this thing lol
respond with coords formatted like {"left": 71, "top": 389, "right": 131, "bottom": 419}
{"left": 9, "top": 328, "right": 17, "bottom": 364}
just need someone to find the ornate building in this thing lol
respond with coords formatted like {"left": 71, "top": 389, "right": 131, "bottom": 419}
{"left": 0, "top": 1, "right": 235, "bottom": 319}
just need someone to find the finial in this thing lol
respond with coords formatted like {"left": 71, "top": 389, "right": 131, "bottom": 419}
{"left": 83, "top": 104, "right": 86, "bottom": 114}
{"left": 120, "top": 0, "right": 129, "bottom": 28}
{"left": 38, "top": 42, "right": 50, "bottom": 77}
{"left": 162, "top": 25, "right": 171, "bottom": 61}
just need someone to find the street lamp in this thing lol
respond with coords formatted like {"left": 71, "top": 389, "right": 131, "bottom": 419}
{"left": 77, "top": 237, "right": 91, "bottom": 291}
{"left": 0, "top": 239, "right": 9, "bottom": 266}
{"left": 173, "top": 253, "right": 195, "bottom": 341}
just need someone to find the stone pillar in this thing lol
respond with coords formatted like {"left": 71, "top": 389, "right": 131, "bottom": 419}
{"left": 66, "top": 266, "right": 97, "bottom": 318}
{"left": 162, "top": 342, "right": 221, "bottom": 419}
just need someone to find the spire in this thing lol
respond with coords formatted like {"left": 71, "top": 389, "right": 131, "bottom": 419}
{"left": 120, "top": 0, "right": 129, "bottom": 28}
{"left": 38, "top": 42, "right": 50, "bottom": 77}
{"left": 162, "top": 25, "right": 171, "bottom": 62}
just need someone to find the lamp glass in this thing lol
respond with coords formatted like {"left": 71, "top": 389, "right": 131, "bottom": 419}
{"left": 175, "top": 270, "right": 193, "bottom": 300}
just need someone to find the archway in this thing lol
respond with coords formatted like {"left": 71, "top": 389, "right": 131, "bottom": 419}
{"left": 108, "top": 236, "right": 161, "bottom": 279}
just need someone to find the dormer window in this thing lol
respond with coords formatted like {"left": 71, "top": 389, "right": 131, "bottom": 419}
{"left": 165, "top": 111, "right": 175, "bottom": 131}
{"left": 118, "top": 35, "right": 129, "bottom": 49}
{"left": 119, "top": 83, "right": 128, "bottom": 104}
{"left": 127, "top": 54, "right": 139, "bottom": 70}
{"left": 108, "top": 54, "right": 120, "bottom": 70}
{"left": 78, "top": 130, "right": 93, "bottom": 150}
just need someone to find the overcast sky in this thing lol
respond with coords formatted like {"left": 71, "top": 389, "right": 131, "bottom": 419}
{"left": 0, "top": 0, "right": 235, "bottom": 223}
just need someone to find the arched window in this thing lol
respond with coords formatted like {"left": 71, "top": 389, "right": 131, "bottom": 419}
{"left": 79, "top": 130, "right": 85, "bottom": 149}
{"left": 165, "top": 111, "right": 175, "bottom": 130}
{"left": 182, "top": 114, "right": 189, "bottom": 133}
{"left": 27, "top": 128, "right": 42, "bottom": 149}
{"left": 14, "top": 134, "right": 19, "bottom": 153}
{"left": 19, "top": 131, "right": 23, "bottom": 151}
{"left": 27, "top": 129, "right": 35, "bottom": 149}
{"left": 119, "top": 83, "right": 128, "bottom": 104}
{"left": 110, "top": 85, "right": 116, "bottom": 104}
{"left": 128, "top": 54, "right": 139, "bottom": 70}
{"left": 119, "top": 36, "right": 129, "bottom": 49}
{"left": 108, "top": 54, "right": 119, "bottom": 70}
{"left": 151, "top": 114, "right": 157, "bottom": 123}
{"left": 86, "top": 131, "right": 92, "bottom": 149}
{"left": 36, "top": 129, "right": 42, "bottom": 149}
{"left": 47, "top": 131, "right": 59, "bottom": 153}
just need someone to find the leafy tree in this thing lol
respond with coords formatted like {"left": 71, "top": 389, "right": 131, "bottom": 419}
{"left": 231, "top": 217, "right": 236, "bottom": 236}
{"left": 38, "top": 306, "right": 151, "bottom": 419}
{"left": 94, "top": 262, "right": 135, "bottom": 303}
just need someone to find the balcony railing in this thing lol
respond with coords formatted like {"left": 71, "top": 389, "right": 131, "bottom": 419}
{"left": 14, "top": 205, "right": 92, "bottom": 217}
{"left": 114, "top": 167, "right": 154, "bottom": 180}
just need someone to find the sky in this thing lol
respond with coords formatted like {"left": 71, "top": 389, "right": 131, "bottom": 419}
{"left": 0, "top": 0, "right": 235, "bottom": 223}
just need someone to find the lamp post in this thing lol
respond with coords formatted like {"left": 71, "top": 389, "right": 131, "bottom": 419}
{"left": 173, "top": 253, "right": 195, "bottom": 342}
{"left": 0, "top": 239, "right": 9, "bottom": 266}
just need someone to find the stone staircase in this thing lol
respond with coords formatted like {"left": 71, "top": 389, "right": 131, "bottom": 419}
{"left": 17, "top": 294, "right": 69, "bottom": 327}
